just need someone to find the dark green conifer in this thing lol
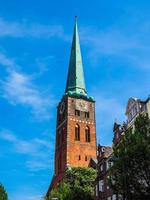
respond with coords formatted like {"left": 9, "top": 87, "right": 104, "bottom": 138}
{"left": 110, "top": 113, "right": 150, "bottom": 200}
{"left": 0, "top": 184, "right": 8, "bottom": 200}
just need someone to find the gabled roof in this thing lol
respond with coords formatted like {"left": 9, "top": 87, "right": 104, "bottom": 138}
{"left": 98, "top": 145, "right": 113, "bottom": 158}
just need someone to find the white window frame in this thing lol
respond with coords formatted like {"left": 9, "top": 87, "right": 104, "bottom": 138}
{"left": 99, "top": 180, "right": 104, "bottom": 192}
{"left": 95, "top": 185, "right": 98, "bottom": 196}
{"left": 100, "top": 164, "right": 103, "bottom": 171}
{"left": 112, "top": 194, "right": 117, "bottom": 200}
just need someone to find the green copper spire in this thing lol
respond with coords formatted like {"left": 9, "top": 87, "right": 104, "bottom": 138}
{"left": 65, "top": 17, "right": 87, "bottom": 97}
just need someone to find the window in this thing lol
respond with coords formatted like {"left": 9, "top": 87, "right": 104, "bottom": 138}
{"left": 99, "top": 180, "right": 104, "bottom": 192}
{"left": 85, "top": 126, "right": 90, "bottom": 142}
{"left": 85, "top": 156, "right": 88, "bottom": 161}
{"left": 79, "top": 155, "right": 81, "bottom": 160}
{"left": 95, "top": 185, "right": 98, "bottom": 197}
{"left": 75, "top": 109, "right": 80, "bottom": 116}
{"left": 106, "top": 161, "right": 109, "bottom": 170}
{"left": 134, "top": 106, "right": 137, "bottom": 116}
{"left": 129, "top": 112, "right": 132, "bottom": 121}
{"left": 85, "top": 112, "right": 90, "bottom": 118}
{"left": 112, "top": 194, "right": 117, "bottom": 200}
{"left": 100, "top": 164, "right": 103, "bottom": 172}
{"left": 75, "top": 124, "right": 80, "bottom": 141}
{"left": 110, "top": 161, "right": 114, "bottom": 167}
{"left": 116, "top": 132, "right": 119, "bottom": 139}
{"left": 99, "top": 151, "right": 101, "bottom": 157}
{"left": 101, "top": 147, "right": 105, "bottom": 152}
{"left": 111, "top": 176, "right": 115, "bottom": 185}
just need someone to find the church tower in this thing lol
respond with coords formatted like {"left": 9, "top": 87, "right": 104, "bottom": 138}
{"left": 49, "top": 18, "right": 97, "bottom": 191}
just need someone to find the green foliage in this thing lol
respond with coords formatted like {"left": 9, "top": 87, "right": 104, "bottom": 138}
{"left": 110, "top": 113, "right": 150, "bottom": 200}
{"left": 46, "top": 167, "right": 96, "bottom": 200}
{"left": 47, "top": 182, "right": 71, "bottom": 200}
{"left": 0, "top": 184, "right": 8, "bottom": 200}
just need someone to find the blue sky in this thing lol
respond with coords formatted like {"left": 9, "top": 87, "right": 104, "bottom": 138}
{"left": 0, "top": 0, "right": 150, "bottom": 199}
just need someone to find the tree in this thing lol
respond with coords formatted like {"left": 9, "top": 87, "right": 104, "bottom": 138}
{"left": 110, "top": 113, "right": 150, "bottom": 200}
{"left": 46, "top": 167, "right": 96, "bottom": 200}
{"left": 0, "top": 183, "right": 8, "bottom": 200}
{"left": 47, "top": 182, "right": 71, "bottom": 200}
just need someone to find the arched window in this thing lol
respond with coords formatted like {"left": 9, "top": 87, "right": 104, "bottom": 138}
{"left": 75, "top": 124, "right": 80, "bottom": 141}
{"left": 85, "top": 156, "right": 88, "bottom": 161}
{"left": 85, "top": 126, "right": 90, "bottom": 142}
{"left": 134, "top": 106, "right": 137, "bottom": 116}
{"left": 129, "top": 112, "right": 132, "bottom": 121}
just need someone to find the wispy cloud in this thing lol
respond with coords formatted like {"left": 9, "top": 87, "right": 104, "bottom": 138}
{"left": 80, "top": 24, "right": 150, "bottom": 69}
{"left": 0, "top": 53, "right": 56, "bottom": 120}
{"left": 0, "top": 18, "right": 69, "bottom": 40}
{"left": 1, "top": 70, "right": 55, "bottom": 119}
{"left": 0, "top": 130, "right": 54, "bottom": 171}
{"left": 0, "top": 130, "right": 17, "bottom": 142}
{"left": 81, "top": 27, "right": 139, "bottom": 55}
{"left": 0, "top": 130, "right": 51, "bottom": 155}
{"left": 0, "top": 53, "right": 16, "bottom": 67}
{"left": 35, "top": 56, "right": 55, "bottom": 75}
{"left": 26, "top": 160, "right": 51, "bottom": 172}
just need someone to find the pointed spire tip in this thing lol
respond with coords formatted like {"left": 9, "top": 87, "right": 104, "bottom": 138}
{"left": 75, "top": 16, "right": 78, "bottom": 23}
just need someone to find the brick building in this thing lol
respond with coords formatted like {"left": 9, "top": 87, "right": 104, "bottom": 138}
{"left": 47, "top": 18, "right": 97, "bottom": 193}
{"left": 95, "top": 145, "right": 113, "bottom": 200}
{"left": 95, "top": 96, "right": 150, "bottom": 200}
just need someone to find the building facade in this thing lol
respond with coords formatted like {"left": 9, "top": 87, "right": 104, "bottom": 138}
{"left": 95, "top": 145, "right": 113, "bottom": 200}
{"left": 47, "top": 18, "right": 97, "bottom": 193}
{"left": 95, "top": 95, "right": 150, "bottom": 200}
{"left": 126, "top": 97, "right": 150, "bottom": 126}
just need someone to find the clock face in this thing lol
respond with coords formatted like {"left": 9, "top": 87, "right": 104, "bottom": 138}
{"left": 76, "top": 100, "right": 88, "bottom": 111}
{"left": 59, "top": 102, "right": 65, "bottom": 114}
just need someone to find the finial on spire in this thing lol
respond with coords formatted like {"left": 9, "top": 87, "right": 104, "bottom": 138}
{"left": 75, "top": 16, "right": 78, "bottom": 24}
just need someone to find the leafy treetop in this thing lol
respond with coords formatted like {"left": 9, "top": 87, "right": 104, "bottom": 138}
{"left": 46, "top": 167, "right": 97, "bottom": 200}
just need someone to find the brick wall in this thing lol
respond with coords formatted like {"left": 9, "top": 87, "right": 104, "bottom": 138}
{"left": 49, "top": 95, "right": 97, "bottom": 190}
